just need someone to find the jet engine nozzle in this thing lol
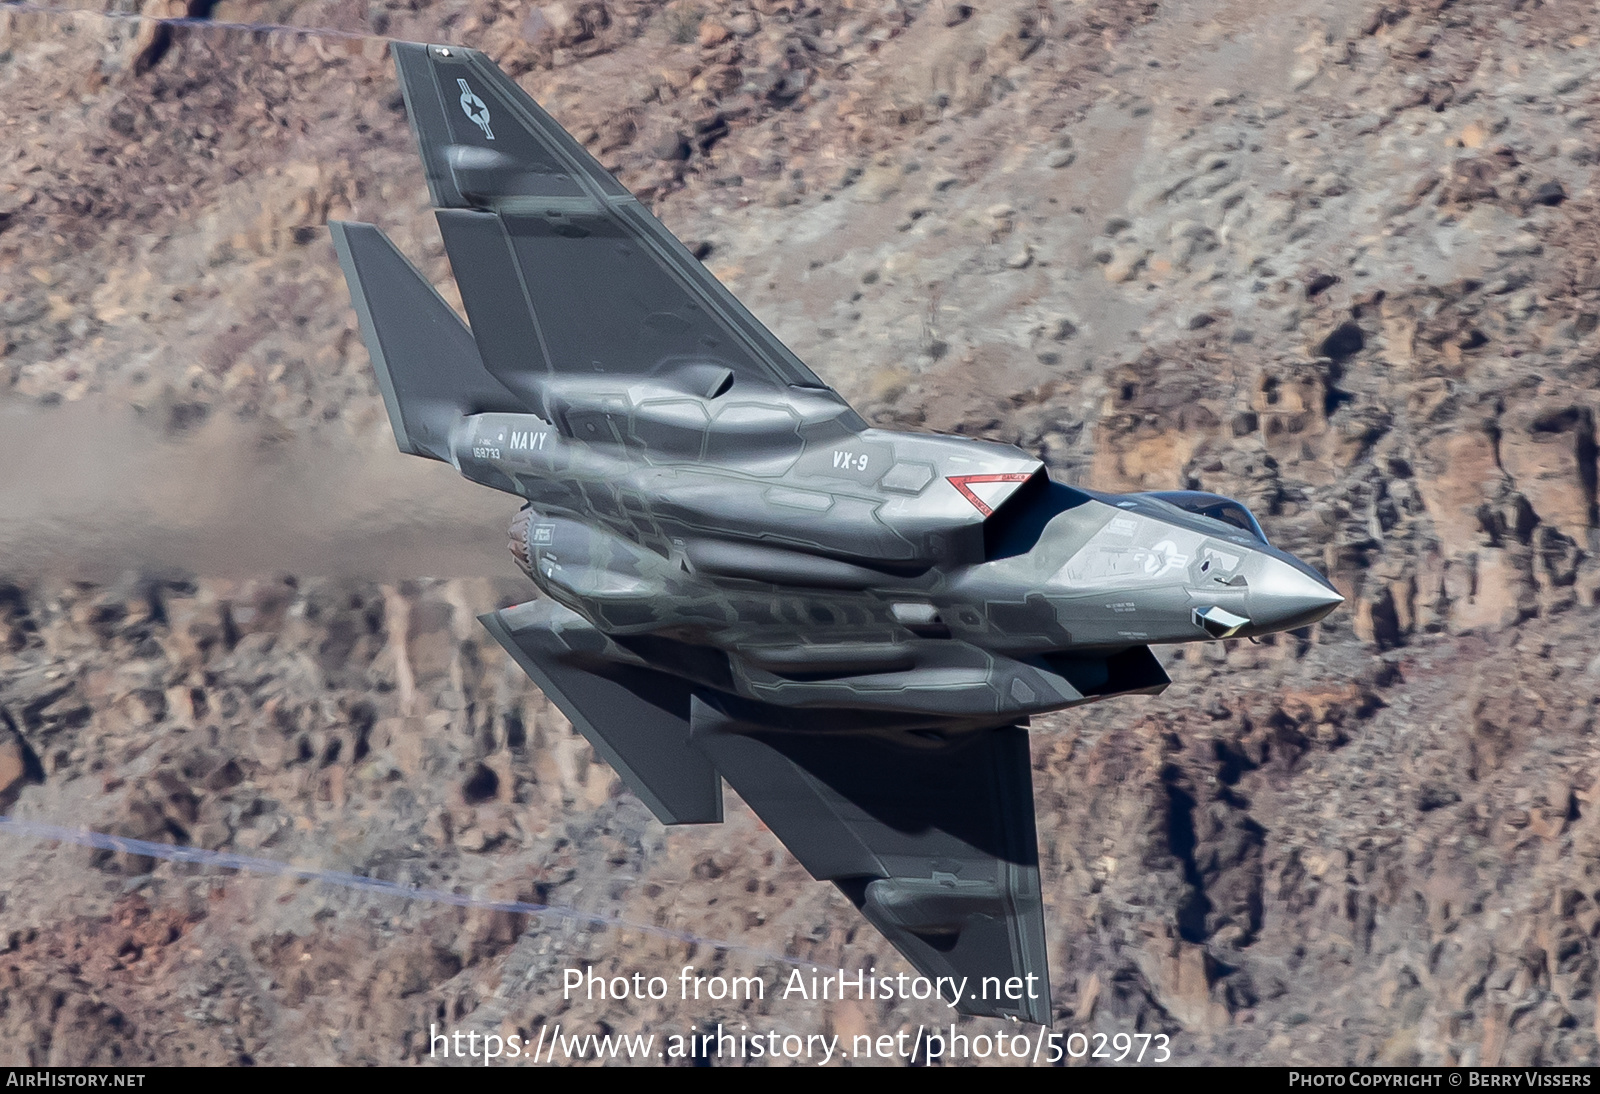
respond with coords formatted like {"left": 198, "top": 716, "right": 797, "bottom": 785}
{"left": 509, "top": 507, "right": 538, "bottom": 581}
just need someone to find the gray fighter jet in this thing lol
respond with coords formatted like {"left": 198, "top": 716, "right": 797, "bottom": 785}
{"left": 329, "top": 42, "right": 1343, "bottom": 1026}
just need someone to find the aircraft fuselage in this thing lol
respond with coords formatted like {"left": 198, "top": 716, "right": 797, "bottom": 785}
{"left": 446, "top": 379, "right": 1341, "bottom": 726}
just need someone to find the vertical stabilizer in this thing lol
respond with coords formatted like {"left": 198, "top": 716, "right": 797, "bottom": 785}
{"left": 329, "top": 220, "right": 522, "bottom": 460}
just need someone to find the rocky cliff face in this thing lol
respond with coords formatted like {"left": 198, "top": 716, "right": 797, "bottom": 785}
{"left": 1, "top": 0, "right": 1598, "bottom": 1066}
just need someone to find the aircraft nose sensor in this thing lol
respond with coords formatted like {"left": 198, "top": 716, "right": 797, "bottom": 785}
{"left": 1246, "top": 556, "right": 1345, "bottom": 632}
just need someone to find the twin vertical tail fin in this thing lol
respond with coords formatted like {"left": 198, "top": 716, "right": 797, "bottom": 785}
{"left": 328, "top": 221, "right": 522, "bottom": 461}
{"left": 389, "top": 41, "right": 632, "bottom": 213}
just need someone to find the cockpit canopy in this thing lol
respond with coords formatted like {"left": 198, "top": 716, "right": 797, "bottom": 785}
{"left": 1141, "top": 490, "right": 1269, "bottom": 545}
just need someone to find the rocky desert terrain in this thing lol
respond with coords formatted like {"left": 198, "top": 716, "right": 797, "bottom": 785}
{"left": 1, "top": 0, "right": 1599, "bottom": 1066}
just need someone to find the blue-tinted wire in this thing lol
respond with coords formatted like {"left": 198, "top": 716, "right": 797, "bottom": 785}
{"left": 0, "top": 815, "right": 835, "bottom": 971}
{"left": 0, "top": 1, "right": 387, "bottom": 41}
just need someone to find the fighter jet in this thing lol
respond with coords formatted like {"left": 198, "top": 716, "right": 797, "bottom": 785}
{"left": 329, "top": 42, "right": 1343, "bottom": 1026}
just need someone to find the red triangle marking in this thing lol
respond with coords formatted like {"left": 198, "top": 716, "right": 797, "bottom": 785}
{"left": 946, "top": 473, "right": 1034, "bottom": 517}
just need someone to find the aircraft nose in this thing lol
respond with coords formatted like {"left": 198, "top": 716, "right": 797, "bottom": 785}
{"left": 1246, "top": 556, "right": 1345, "bottom": 633}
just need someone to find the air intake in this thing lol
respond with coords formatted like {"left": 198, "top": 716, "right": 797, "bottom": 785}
{"left": 1193, "top": 605, "right": 1250, "bottom": 638}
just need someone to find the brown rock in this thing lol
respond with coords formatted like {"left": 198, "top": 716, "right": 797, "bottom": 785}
{"left": 1252, "top": 365, "right": 1328, "bottom": 459}
{"left": 1576, "top": 556, "right": 1600, "bottom": 608}
{"left": 1415, "top": 427, "right": 1505, "bottom": 552}
{"left": 156, "top": 584, "right": 229, "bottom": 668}
{"left": 1137, "top": 934, "right": 1228, "bottom": 1032}
{"left": 1091, "top": 362, "right": 1226, "bottom": 490}
{"left": 1451, "top": 549, "right": 1536, "bottom": 632}
{"left": 1090, "top": 426, "right": 1195, "bottom": 492}
{"left": 0, "top": 732, "right": 38, "bottom": 803}
{"left": 1497, "top": 404, "right": 1597, "bottom": 545}
{"left": 692, "top": 66, "right": 743, "bottom": 100}
{"left": 698, "top": 21, "right": 732, "bottom": 47}
{"left": 1102, "top": 243, "right": 1148, "bottom": 283}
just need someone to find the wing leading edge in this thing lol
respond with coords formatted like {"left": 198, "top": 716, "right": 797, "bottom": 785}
{"left": 481, "top": 599, "right": 1052, "bottom": 1023}
{"left": 479, "top": 600, "right": 724, "bottom": 826}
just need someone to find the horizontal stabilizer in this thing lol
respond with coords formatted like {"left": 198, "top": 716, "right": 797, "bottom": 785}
{"left": 329, "top": 220, "right": 523, "bottom": 461}
{"left": 480, "top": 601, "right": 723, "bottom": 825}
{"left": 689, "top": 697, "right": 1051, "bottom": 1024}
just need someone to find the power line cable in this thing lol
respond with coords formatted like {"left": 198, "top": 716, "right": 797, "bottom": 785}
{"left": 1, "top": 1, "right": 387, "bottom": 42}
{"left": 0, "top": 814, "right": 836, "bottom": 971}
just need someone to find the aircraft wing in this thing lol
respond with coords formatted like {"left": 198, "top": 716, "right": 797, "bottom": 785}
{"left": 481, "top": 601, "right": 1052, "bottom": 1022}
{"left": 690, "top": 697, "right": 1052, "bottom": 1024}
{"left": 479, "top": 600, "right": 724, "bottom": 826}
{"left": 388, "top": 42, "right": 849, "bottom": 414}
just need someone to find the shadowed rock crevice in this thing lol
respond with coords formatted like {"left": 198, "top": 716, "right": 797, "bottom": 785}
{"left": 132, "top": 0, "right": 223, "bottom": 76}
{"left": 1161, "top": 762, "right": 1212, "bottom": 945}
